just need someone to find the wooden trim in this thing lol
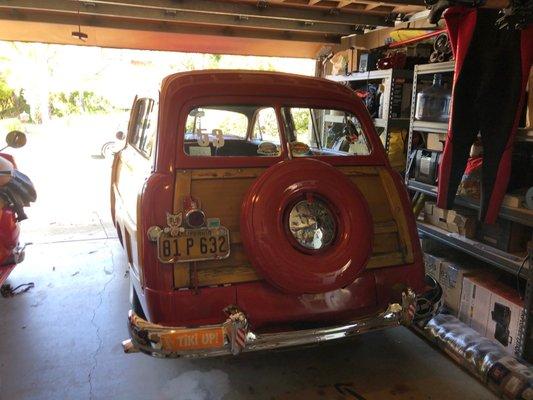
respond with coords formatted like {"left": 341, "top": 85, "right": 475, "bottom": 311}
{"left": 190, "top": 168, "right": 265, "bottom": 180}
{"left": 366, "top": 251, "right": 406, "bottom": 269}
{"left": 378, "top": 168, "right": 414, "bottom": 263}
{"left": 173, "top": 171, "right": 192, "bottom": 288}
{"left": 373, "top": 220, "right": 399, "bottom": 234}
{"left": 196, "top": 265, "right": 260, "bottom": 287}
{"left": 338, "top": 165, "right": 380, "bottom": 176}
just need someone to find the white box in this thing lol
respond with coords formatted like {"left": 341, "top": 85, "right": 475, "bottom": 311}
{"left": 459, "top": 275, "right": 493, "bottom": 336}
{"left": 438, "top": 261, "right": 481, "bottom": 316}
{"left": 459, "top": 275, "right": 525, "bottom": 355}
{"left": 424, "top": 253, "right": 444, "bottom": 281}
{"left": 486, "top": 291, "right": 524, "bottom": 355}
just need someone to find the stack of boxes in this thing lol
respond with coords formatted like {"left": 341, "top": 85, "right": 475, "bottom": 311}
{"left": 424, "top": 252, "right": 525, "bottom": 355}
{"left": 423, "top": 201, "right": 530, "bottom": 254}
{"left": 424, "top": 202, "right": 477, "bottom": 239}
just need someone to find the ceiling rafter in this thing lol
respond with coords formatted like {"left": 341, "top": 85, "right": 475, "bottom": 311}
{"left": 0, "top": 0, "right": 364, "bottom": 35}
{"left": 268, "top": 0, "right": 424, "bottom": 10}
{"left": 88, "top": 0, "right": 396, "bottom": 26}
{"left": 0, "top": 0, "right": 426, "bottom": 54}
{"left": 0, "top": 7, "right": 342, "bottom": 44}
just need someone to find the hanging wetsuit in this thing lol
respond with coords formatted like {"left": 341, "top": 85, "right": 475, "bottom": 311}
{"left": 436, "top": 7, "right": 533, "bottom": 224}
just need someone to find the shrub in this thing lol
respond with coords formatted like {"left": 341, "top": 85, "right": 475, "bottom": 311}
{"left": 49, "top": 91, "right": 114, "bottom": 117}
{"left": 0, "top": 75, "right": 30, "bottom": 120}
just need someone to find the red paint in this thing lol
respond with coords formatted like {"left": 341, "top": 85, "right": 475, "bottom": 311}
{"left": 236, "top": 275, "right": 378, "bottom": 330}
{"left": 0, "top": 153, "right": 25, "bottom": 283}
{"left": 145, "top": 285, "right": 236, "bottom": 326}
{"left": 438, "top": 8, "right": 533, "bottom": 224}
{"left": 139, "top": 173, "right": 175, "bottom": 291}
{"left": 484, "top": 23, "right": 533, "bottom": 224}
{"left": 0, "top": 264, "right": 16, "bottom": 286}
{"left": 241, "top": 158, "right": 373, "bottom": 294}
{"left": 123, "top": 71, "right": 425, "bottom": 330}
{"left": 437, "top": 7, "right": 477, "bottom": 211}
{"left": 0, "top": 153, "right": 16, "bottom": 168}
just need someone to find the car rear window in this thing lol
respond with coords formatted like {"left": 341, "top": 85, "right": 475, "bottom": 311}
{"left": 183, "top": 105, "right": 371, "bottom": 158}
{"left": 184, "top": 105, "right": 282, "bottom": 157}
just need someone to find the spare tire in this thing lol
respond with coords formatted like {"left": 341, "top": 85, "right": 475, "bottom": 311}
{"left": 241, "top": 158, "right": 373, "bottom": 294}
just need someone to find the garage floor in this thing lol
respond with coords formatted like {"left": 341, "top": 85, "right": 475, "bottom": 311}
{"left": 0, "top": 237, "right": 498, "bottom": 400}
{"left": 0, "top": 121, "right": 498, "bottom": 400}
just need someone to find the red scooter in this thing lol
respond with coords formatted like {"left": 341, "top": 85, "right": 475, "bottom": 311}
{"left": 0, "top": 131, "right": 36, "bottom": 286}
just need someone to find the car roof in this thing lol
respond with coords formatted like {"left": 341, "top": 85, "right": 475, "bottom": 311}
{"left": 160, "top": 70, "right": 355, "bottom": 104}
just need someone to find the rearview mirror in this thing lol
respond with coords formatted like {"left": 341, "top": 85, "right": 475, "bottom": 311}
{"left": 6, "top": 130, "right": 27, "bottom": 149}
{"left": 116, "top": 131, "right": 125, "bottom": 140}
{"left": 190, "top": 109, "right": 205, "bottom": 118}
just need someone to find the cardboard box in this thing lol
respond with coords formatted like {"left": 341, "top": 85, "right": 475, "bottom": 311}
{"left": 424, "top": 202, "right": 477, "bottom": 239}
{"left": 486, "top": 286, "right": 524, "bottom": 355}
{"left": 427, "top": 133, "right": 446, "bottom": 151}
{"left": 446, "top": 209, "right": 477, "bottom": 239}
{"left": 330, "top": 50, "right": 350, "bottom": 75}
{"left": 424, "top": 202, "right": 449, "bottom": 230}
{"left": 459, "top": 274, "right": 497, "bottom": 336}
{"left": 476, "top": 219, "right": 529, "bottom": 253}
{"left": 438, "top": 260, "right": 482, "bottom": 315}
{"left": 424, "top": 253, "right": 444, "bottom": 281}
{"left": 459, "top": 274, "right": 524, "bottom": 355}
{"left": 502, "top": 192, "right": 524, "bottom": 208}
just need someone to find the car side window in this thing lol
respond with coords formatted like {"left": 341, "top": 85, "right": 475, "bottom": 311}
{"left": 129, "top": 98, "right": 156, "bottom": 157}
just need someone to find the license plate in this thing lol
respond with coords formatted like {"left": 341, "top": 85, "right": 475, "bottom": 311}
{"left": 157, "top": 227, "right": 230, "bottom": 263}
{"left": 160, "top": 327, "right": 225, "bottom": 351}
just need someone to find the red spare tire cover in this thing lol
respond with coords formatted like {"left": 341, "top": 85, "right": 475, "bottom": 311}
{"left": 241, "top": 158, "right": 373, "bottom": 294}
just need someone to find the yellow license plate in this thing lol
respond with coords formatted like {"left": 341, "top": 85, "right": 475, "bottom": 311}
{"left": 157, "top": 227, "right": 230, "bottom": 263}
{"left": 160, "top": 327, "right": 226, "bottom": 351}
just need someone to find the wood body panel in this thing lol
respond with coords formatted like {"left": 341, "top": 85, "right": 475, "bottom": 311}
{"left": 173, "top": 166, "right": 414, "bottom": 288}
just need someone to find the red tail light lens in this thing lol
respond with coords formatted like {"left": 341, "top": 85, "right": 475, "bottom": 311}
{"left": 186, "top": 210, "right": 205, "bottom": 228}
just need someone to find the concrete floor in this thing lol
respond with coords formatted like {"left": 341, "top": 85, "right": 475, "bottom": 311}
{"left": 0, "top": 237, "right": 498, "bottom": 400}
{"left": 0, "top": 121, "right": 498, "bottom": 399}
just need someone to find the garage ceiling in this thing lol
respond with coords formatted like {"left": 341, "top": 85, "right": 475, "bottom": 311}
{"left": 0, "top": 0, "right": 426, "bottom": 57}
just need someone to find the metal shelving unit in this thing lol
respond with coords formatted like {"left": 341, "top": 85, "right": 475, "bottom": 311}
{"left": 418, "top": 222, "right": 528, "bottom": 279}
{"left": 411, "top": 120, "right": 448, "bottom": 134}
{"left": 406, "top": 61, "right": 533, "bottom": 276}
{"left": 406, "top": 60, "right": 533, "bottom": 363}
{"left": 408, "top": 180, "right": 533, "bottom": 227}
{"left": 326, "top": 68, "right": 413, "bottom": 151}
{"left": 406, "top": 61, "right": 455, "bottom": 160}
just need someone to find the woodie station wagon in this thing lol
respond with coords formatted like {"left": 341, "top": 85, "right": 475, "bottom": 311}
{"left": 111, "top": 70, "right": 441, "bottom": 358}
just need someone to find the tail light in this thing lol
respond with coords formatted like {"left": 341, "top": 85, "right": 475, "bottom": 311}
{"left": 183, "top": 196, "right": 206, "bottom": 228}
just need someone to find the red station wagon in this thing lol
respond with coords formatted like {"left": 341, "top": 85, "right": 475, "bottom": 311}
{"left": 111, "top": 70, "right": 441, "bottom": 357}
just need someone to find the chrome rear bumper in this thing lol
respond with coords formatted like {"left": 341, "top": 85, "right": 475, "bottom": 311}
{"left": 122, "top": 279, "right": 442, "bottom": 358}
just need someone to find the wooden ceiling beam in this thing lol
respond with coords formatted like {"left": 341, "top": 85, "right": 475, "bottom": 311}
{"left": 0, "top": 0, "right": 364, "bottom": 35}
{"left": 90, "top": 0, "right": 396, "bottom": 26}
{"left": 0, "top": 7, "right": 342, "bottom": 44}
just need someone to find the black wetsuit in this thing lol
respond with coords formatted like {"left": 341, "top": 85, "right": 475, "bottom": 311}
{"left": 437, "top": 7, "right": 533, "bottom": 223}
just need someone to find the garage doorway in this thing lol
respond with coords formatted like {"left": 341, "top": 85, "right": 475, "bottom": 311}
{"left": 0, "top": 41, "right": 315, "bottom": 246}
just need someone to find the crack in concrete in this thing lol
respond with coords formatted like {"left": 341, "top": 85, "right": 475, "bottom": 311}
{"left": 87, "top": 244, "right": 116, "bottom": 400}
